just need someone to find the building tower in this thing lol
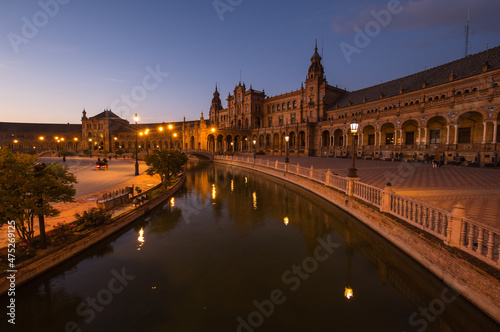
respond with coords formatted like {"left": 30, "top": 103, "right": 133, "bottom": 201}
{"left": 304, "top": 40, "right": 326, "bottom": 121}
{"left": 210, "top": 84, "right": 223, "bottom": 127}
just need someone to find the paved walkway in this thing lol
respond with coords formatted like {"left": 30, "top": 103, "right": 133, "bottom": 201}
{"left": 254, "top": 155, "right": 500, "bottom": 230}
{"left": 0, "top": 170, "right": 161, "bottom": 249}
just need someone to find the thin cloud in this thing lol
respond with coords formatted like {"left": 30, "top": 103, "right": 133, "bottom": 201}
{"left": 330, "top": 0, "right": 500, "bottom": 33}
{"left": 97, "top": 77, "right": 127, "bottom": 83}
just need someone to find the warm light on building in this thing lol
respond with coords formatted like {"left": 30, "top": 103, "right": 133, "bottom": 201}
{"left": 252, "top": 192, "right": 257, "bottom": 210}
{"left": 39, "top": 136, "right": 44, "bottom": 140}
{"left": 168, "top": 124, "right": 173, "bottom": 130}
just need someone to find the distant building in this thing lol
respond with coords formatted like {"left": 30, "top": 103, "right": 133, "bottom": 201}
{"left": 1, "top": 44, "right": 499, "bottom": 165}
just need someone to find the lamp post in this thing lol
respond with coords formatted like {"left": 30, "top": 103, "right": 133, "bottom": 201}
{"left": 134, "top": 113, "right": 139, "bottom": 176}
{"left": 88, "top": 138, "right": 92, "bottom": 158}
{"left": 348, "top": 122, "right": 359, "bottom": 178}
{"left": 211, "top": 127, "right": 216, "bottom": 153}
{"left": 285, "top": 135, "right": 290, "bottom": 164}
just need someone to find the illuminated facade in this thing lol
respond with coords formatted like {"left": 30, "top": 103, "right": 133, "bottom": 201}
{"left": 206, "top": 44, "right": 500, "bottom": 165}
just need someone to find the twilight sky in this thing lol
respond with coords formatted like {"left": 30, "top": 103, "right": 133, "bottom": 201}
{"left": 1, "top": 0, "right": 499, "bottom": 125}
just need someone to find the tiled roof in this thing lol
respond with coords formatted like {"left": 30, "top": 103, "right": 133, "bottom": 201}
{"left": 0, "top": 122, "right": 81, "bottom": 133}
{"left": 90, "top": 110, "right": 122, "bottom": 119}
{"left": 330, "top": 45, "right": 500, "bottom": 110}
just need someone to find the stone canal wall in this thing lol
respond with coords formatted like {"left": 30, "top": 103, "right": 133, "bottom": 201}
{"left": 213, "top": 158, "right": 500, "bottom": 324}
{"left": 0, "top": 175, "right": 185, "bottom": 297}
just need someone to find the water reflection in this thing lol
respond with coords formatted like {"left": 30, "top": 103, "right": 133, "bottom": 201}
{"left": 1, "top": 161, "right": 498, "bottom": 332}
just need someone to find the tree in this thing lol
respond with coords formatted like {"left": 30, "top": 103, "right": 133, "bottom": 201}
{"left": 144, "top": 150, "right": 187, "bottom": 186}
{"left": 0, "top": 150, "right": 77, "bottom": 248}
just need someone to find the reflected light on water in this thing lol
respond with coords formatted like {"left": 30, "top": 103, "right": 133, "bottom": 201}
{"left": 137, "top": 228, "right": 145, "bottom": 250}
{"left": 283, "top": 217, "right": 289, "bottom": 226}
{"left": 231, "top": 179, "right": 234, "bottom": 192}
{"left": 212, "top": 184, "right": 217, "bottom": 201}
{"left": 170, "top": 197, "right": 175, "bottom": 207}
{"left": 252, "top": 191, "right": 257, "bottom": 210}
{"left": 244, "top": 176, "right": 248, "bottom": 185}
{"left": 344, "top": 287, "right": 353, "bottom": 299}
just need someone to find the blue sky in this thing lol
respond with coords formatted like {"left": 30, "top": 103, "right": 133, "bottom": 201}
{"left": 1, "top": 0, "right": 499, "bottom": 124}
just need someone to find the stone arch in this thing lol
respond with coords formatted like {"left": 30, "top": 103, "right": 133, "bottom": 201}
{"left": 289, "top": 131, "right": 296, "bottom": 148}
{"left": 456, "top": 112, "right": 484, "bottom": 144}
{"left": 362, "top": 125, "right": 375, "bottom": 146}
{"left": 225, "top": 135, "right": 233, "bottom": 151}
{"left": 401, "top": 120, "right": 419, "bottom": 145}
{"left": 273, "top": 133, "right": 280, "bottom": 148}
{"left": 258, "top": 134, "right": 264, "bottom": 148}
{"left": 334, "top": 128, "right": 344, "bottom": 146}
{"left": 234, "top": 135, "right": 241, "bottom": 151}
{"left": 298, "top": 131, "right": 306, "bottom": 147}
{"left": 381, "top": 123, "right": 395, "bottom": 145}
{"left": 426, "top": 116, "right": 448, "bottom": 145}
{"left": 321, "top": 130, "right": 330, "bottom": 147}
{"left": 190, "top": 136, "right": 195, "bottom": 149}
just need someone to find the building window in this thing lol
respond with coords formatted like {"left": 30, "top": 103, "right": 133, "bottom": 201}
{"left": 268, "top": 117, "right": 273, "bottom": 127}
{"left": 368, "top": 134, "right": 375, "bottom": 145}
{"left": 458, "top": 127, "right": 471, "bottom": 144}
{"left": 385, "top": 133, "right": 394, "bottom": 145}
{"left": 430, "top": 130, "right": 440, "bottom": 144}
{"left": 272, "top": 105, "right": 275, "bottom": 113}
{"left": 279, "top": 115, "right": 283, "bottom": 126}
{"left": 293, "top": 100, "right": 297, "bottom": 108}
{"left": 291, "top": 113, "right": 296, "bottom": 124}
{"left": 277, "top": 104, "right": 280, "bottom": 112}
{"left": 287, "top": 102, "right": 291, "bottom": 109}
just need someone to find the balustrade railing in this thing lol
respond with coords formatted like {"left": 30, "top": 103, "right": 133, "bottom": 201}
{"left": 353, "top": 182, "right": 382, "bottom": 207}
{"left": 461, "top": 218, "right": 500, "bottom": 265}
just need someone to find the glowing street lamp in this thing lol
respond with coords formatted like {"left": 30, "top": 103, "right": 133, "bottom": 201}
{"left": 348, "top": 122, "right": 359, "bottom": 178}
{"left": 134, "top": 113, "right": 139, "bottom": 176}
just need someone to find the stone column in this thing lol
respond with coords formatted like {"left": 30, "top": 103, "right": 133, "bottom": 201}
{"left": 493, "top": 121, "right": 498, "bottom": 144}
{"left": 454, "top": 125, "right": 459, "bottom": 144}
{"left": 446, "top": 125, "right": 451, "bottom": 144}
{"left": 446, "top": 202, "right": 465, "bottom": 248}
{"left": 417, "top": 128, "right": 421, "bottom": 145}
{"left": 423, "top": 127, "right": 428, "bottom": 146}
{"left": 378, "top": 131, "right": 382, "bottom": 146}
{"left": 482, "top": 122, "right": 488, "bottom": 144}
{"left": 380, "top": 183, "right": 393, "bottom": 213}
{"left": 394, "top": 130, "right": 398, "bottom": 146}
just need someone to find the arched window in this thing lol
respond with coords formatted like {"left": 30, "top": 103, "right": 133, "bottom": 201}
{"left": 293, "top": 100, "right": 297, "bottom": 108}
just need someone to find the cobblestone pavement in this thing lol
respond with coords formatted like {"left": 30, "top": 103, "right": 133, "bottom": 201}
{"left": 255, "top": 155, "right": 500, "bottom": 230}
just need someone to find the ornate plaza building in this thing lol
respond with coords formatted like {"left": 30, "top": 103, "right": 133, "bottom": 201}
{"left": 1, "top": 44, "right": 499, "bottom": 165}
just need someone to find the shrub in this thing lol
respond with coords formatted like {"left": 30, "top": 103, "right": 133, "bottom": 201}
{"left": 75, "top": 208, "right": 112, "bottom": 228}
{"left": 47, "top": 222, "right": 76, "bottom": 246}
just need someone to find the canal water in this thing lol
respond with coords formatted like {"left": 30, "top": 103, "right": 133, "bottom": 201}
{"left": 2, "top": 162, "right": 498, "bottom": 332}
